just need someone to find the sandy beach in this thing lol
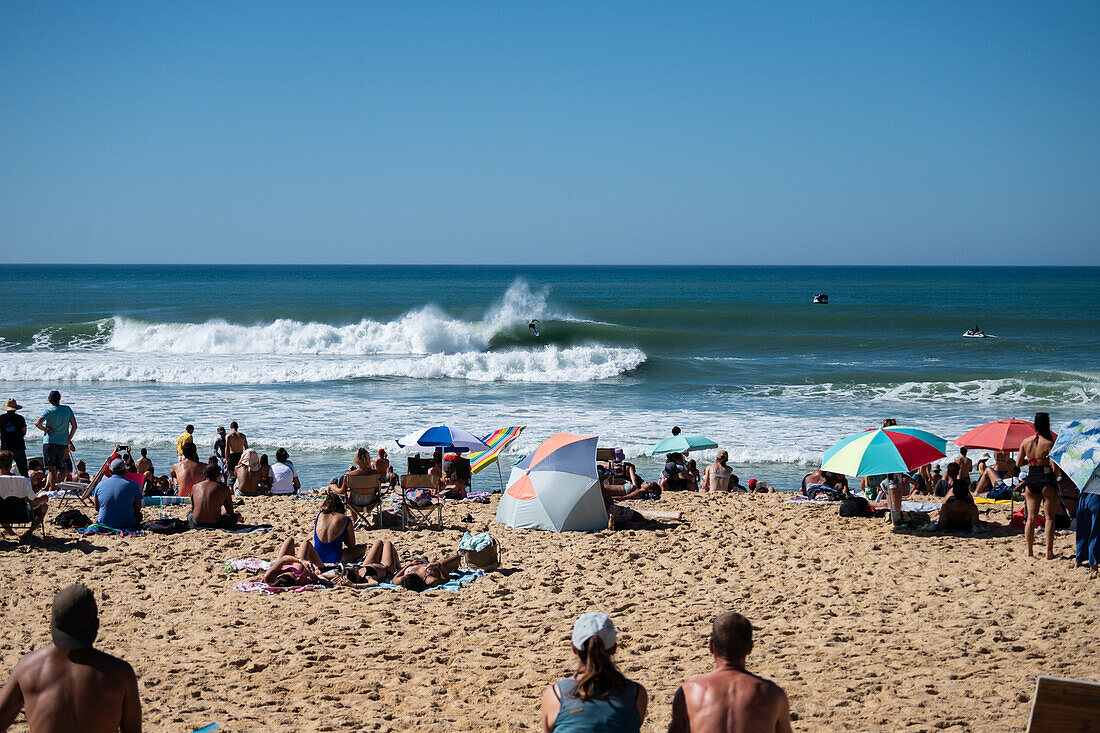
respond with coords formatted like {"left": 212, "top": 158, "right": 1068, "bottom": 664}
{"left": 0, "top": 492, "right": 1094, "bottom": 732}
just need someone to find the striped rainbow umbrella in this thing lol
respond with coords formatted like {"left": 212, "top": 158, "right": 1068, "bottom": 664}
{"left": 468, "top": 426, "right": 525, "bottom": 474}
{"left": 821, "top": 426, "right": 947, "bottom": 477}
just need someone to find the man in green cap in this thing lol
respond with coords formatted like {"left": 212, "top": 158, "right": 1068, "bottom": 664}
{"left": 0, "top": 584, "right": 141, "bottom": 732}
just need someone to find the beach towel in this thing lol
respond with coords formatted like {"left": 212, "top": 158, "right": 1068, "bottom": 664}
{"left": 377, "top": 568, "right": 485, "bottom": 593}
{"left": 221, "top": 558, "right": 272, "bottom": 574}
{"left": 76, "top": 523, "right": 145, "bottom": 537}
{"left": 460, "top": 491, "right": 492, "bottom": 503}
{"left": 192, "top": 523, "right": 273, "bottom": 534}
{"left": 785, "top": 495, "right": 840, "bottom": 504}
{"left": 975, "top": 497, "right": 1015, "bottom": 506}
{"left": 234, "top": 581, "right": 330, "bottom": 594}
{"left": 901, "top": 501, "right": 940, "bottom": 513}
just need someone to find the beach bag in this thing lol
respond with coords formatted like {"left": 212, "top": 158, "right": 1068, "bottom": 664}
{"left": 839, "top": 496, "right": 873, "bottom": 518}
{"left": 144, "top": 518, "right": 189, "bottom": 534}
{"left": 458, "top": 532, "right": 501, "bottom": 571}
{"left": 54, "top": 509, "right": 92, "bottom": 529}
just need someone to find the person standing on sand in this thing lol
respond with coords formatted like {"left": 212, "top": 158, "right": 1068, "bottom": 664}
{"left": 0, "top": 398, "right": 28, "bottom": 477}
{"left": 34, "top": 390, "right": 76, "bottom": 493}
{"left": 540, "top": 612, "right": 647, "bottom": 733}
{"left": 954, "top": 447, "right": 973, "bottom": 482}
{"left": 669, "top": 612, "right": 792, "bottom": 733}
{"left": 213, "top": 426, "right": 227, "bottom": 475}
{"left": 1017, "top": 411, "right": 1060, "bottom": 560}
{"left": 134, "top": 449, "right": 152, "bottom": 477}
{"left": 175, "top": 424, "right": 194, "bottom": 463}
{"left": 224, "top": 422, "right": 248, "bottom": 475}
{"left": 0, "top": 584, "right": 142, "bottom": 733}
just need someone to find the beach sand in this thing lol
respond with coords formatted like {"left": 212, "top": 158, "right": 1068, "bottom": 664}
{"left": 1, "top": 493, "right": 1095, "bottom": 732}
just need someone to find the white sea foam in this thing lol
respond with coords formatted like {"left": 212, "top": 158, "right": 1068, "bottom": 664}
{"left": 0, "top": 346, "right": 646, "bottom": 385}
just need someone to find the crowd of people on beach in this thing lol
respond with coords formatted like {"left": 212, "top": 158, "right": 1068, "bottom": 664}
{"left": 0, "top": 580, "right": 791, "bottom": 733}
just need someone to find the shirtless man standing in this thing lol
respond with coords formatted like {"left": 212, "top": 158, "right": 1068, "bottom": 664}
{"left": 0, "top": 584, "right": 141, "bottom": 733}
{"left": 134, "top": 449, "right": 152, "bottom": 477}
{"left": 168, "top": 442, "right": 205, "bottom": 498}
{"left": 189, "top": 463, "right": 240, "bottom": 528}
{"left": 224, "top": 422, "right": 248, "bottom": 475}
{"left": 669, "top": 612, "right": 791, "bottom": 733}
{"left": 954, "top": 447, "right": 973, "bottom": 482}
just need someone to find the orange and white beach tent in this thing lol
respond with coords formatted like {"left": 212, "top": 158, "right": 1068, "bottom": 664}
{"left": 494, "top": 433, "right": 607, "bottom": 532}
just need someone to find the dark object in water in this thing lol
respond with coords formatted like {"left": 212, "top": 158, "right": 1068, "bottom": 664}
{"left": 813, "top": 294, "right": 829, "bottom": 304}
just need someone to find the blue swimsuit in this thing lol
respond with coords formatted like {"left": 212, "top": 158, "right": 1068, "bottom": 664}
{"left": 313, "top": 515, "right": 349, "bottom": 564}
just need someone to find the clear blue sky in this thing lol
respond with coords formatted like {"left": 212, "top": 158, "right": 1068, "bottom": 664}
{"left": 2, "top": 2, "right": 1098, "bottom": 264}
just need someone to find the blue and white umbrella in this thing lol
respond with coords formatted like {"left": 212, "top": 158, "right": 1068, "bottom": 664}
{"left": 1051, "top": 419, "right": 1100, "bottom": 491}
{"left": 396, "top": 425, "right": 490, "bottom": 454}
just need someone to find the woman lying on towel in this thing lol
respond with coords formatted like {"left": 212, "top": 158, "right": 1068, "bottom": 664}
{"left": 391, "top": 553, "right": 462, "bottom": 591}
{"left": 262, "top": 537, "right": 402, "bottom": 588}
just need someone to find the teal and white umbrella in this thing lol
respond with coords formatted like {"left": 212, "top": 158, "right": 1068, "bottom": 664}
{"left": 642, "top": 434, "right": 719, "bottom": 456}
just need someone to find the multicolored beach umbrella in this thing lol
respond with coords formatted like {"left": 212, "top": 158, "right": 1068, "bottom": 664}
{"left": 468, "top": 426, "right": 525, "bottom": 474}
{"left": 954, "top": 418, "right": 1049, "bottom": 452}
{"left": 395, "top": 425, "right": 489, "bottom": 453}
{"left": 1050, "top": 419, "right": 1100, "bottom": 491}
{"left": 495, "top": 433, "right": 607, "bottom": 532}
{"left": 821, "top": 426, "right": 947, "bottom": 477}
{"left": 642, "top": 434, "right": 719, "bottom": 456}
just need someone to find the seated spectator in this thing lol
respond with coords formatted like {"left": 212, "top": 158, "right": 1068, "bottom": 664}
{"left": 938, "top": 481, "right": 980, "bottom": 531}
{"left": 727, "top": 474, "right": 746, "bottom": 493}
{"left": 189, "top": 463, "right": 241, "bottom": 529}
{"left": 0, "top": 449, "right": 48, "bottom": 539}
{"left": 26, "top": 458, "right": 46, "bottom": 492}
{"left": 91, "top": 458, "right": 142, "bottom": 529}
{"left": 701, "top": 451, "right": 734, "bottom": 493}
{"left": 933, "top": 462, "right": 970, "bottom": 498}
{"left": 170, "top": 441, "right": 205, "bottom": 498}
{"left": 540, "top": 612, "right": 648, "bottom": 732}
{"left": 0, "top": 584, "right": 142, "bottom": 732}
{"left": 270, "top": 448, "right": 301, "bottom": 495}
{"left": 669, "top": 612, "right": 791, "bottom": 733}
{"left": 747, "top": 479, "right": 775, "bottom": 493}
{"left": 233, "top": 449, "right": 265, "bottom": 497}
{"left": 72, "top": 460, "right": 91, "bottom": 484}
{"left": 328, "top": 447, "right": 378, "bottom": 495}
{"left": 311, "top": 493, "right": 367, "bottom": 564}
{"left": 660, "top": 453, "right": 694, "bottom": 492}
{"left": 440, "top": 464, "right": 468, "bottom": 499}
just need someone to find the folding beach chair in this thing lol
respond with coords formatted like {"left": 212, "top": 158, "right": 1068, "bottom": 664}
{"left": 345, "top": 473, "right": 382, "bottom": 530}
{"left": 1026, "top": 676, "right": 1100, "bottom": 732}
{"left": 0, "top": 497, "right": 47, "bottom": 540}
{"left": 400, "top": 474, "right": 443, "bottom": 531}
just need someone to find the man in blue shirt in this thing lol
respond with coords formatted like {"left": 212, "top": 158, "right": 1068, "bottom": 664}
{"left": 92, "top": 458, "right": 142, "bottom": 529}
{"left": 34, "top": 390, "right": 77, "bottom": 492}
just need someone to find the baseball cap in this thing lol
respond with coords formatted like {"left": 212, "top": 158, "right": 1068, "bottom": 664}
{"left": 51, "top": 584, "right": 99, "bottom": 651}
{"left": 572, "top": 612, "right": 617, "bottom": 650}
{"left": 109, "top": 457, "right": 126, "bottom": 474}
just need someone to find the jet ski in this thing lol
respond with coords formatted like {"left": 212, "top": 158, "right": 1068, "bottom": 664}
{"left": 963, "top": 329, "right": 997, "bottom": 339}
{"left": 812, "top": 294, "right": 829, "bottom": 304}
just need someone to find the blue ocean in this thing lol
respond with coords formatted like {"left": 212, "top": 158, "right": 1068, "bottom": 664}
{"left": 2, "top": 265, "right": 1097, "bottom": 489}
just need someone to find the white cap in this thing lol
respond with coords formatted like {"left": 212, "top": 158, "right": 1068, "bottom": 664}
{"left": 572, "top": 612, "right": 617, "bottom": 650}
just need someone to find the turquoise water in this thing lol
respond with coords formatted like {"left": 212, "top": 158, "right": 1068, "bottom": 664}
{"left": 2, "top": 265, "right": 1097, "bottom": 489}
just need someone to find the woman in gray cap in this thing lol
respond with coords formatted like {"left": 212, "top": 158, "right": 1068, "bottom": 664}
{"left": 540, "top": 612, "right": 647, "bottom": 732}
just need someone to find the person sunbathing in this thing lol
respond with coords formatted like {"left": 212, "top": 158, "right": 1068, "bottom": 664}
{"left": 601, "top": 480, "right": 658, "bottom": 502}
{"left": 261, "top": 537, "right": 392, "bottom": 587}
{"left": 937, "top": 482, "right": 980, "bottom": 532}
{"left": 189, "top": 463, "right": 241, "bottom": 529}
{"left": 392, "top": 553, "right": 462, "bottom": 591}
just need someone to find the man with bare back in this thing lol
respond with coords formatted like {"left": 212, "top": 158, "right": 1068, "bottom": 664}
{"left": 224, "top": 422, "right": 248, "bottom": 475}
{"left": 669, "top": 612, "right": 791, "bottom": 733}
{"left": 168, "top": 442, "right": 205, "bottom": 498}
{"left": 0, "top": 584, "right": 141, "bottom": 733}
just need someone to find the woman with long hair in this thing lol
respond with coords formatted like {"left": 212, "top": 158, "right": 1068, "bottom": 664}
{"left": 540, "top": 613, "right": 647, "bottom": 732}
{"left": 328, "top": 447, "right": 378, "bottom": 495}
{"left": 1017, "top": 412, "right": 1061, "bottom": 559}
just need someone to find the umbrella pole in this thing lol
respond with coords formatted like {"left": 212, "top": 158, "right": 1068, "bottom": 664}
{"left": 496, "top": 461, "right": 505, "bottom": 493}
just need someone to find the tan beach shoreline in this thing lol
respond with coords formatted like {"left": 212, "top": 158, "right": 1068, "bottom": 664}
{"left": 1, "top": 492, "right": 1095, "bottom": 732}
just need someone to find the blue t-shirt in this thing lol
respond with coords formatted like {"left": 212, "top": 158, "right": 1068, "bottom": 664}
{"left": 93, "top": 475, "right": 141, "bottom": 529}
{"left": 39, "top": 405, "right": 74, "bottom": 446}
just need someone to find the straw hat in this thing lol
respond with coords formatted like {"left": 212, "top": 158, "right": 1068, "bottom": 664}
{"left": 2, "top": 398, "right": 21, "bottom": 412}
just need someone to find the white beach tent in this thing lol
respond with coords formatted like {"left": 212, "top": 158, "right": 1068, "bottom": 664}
{"left": 494, "top": 433, "right": 607, "bottom": 532}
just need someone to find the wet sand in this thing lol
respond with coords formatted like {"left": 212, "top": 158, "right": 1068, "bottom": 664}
{"left": 0, "top": 492, "right": 1095, "bottom": 731}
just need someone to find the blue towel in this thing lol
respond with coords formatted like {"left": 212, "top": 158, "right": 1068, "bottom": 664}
{"left": 192, "top": 523, "right": 274, "bottom": 534}
{"left": 377, "top": 568, "right": 485, "bottom": 593}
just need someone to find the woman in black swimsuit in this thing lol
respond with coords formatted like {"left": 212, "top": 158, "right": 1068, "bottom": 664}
{"left": 1017, "top": 412, "right": 1061, "bottom": 559}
